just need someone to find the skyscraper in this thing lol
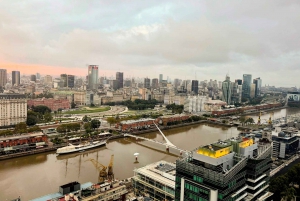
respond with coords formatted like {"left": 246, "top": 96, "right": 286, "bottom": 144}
{"left": 151, "top": 78, "right": 158, "bottom": 89}
{"left": 191, "top": 80, "right": 199, "bottom": 95}
{"left": 30, "top": 74, "right": 36, "bottom": 82}
{"left": 0, "top": 69, "right": 7, "bottom": 87}
{"left": 253, "top": 77, "right": 262, "bottom": 97}
{"left": 67, "top": 75, "right": 75, "bottom": 88}
{"left": 242, "top": 74, "right": 252, "bottom": 99}
{"left": 144, "top": 78, "right": 151, "bottom": 89}
{"left": 175, "top": 133, "right": 272, "bottom": 201}
{"left": 116, "top": 72, "right": 124, "bottom": 89}
{"left": 12, "top": 71, "right": 20, "bottom": 86}
{"left": 60, "top": 74, "right": 67, "bottom": 87}
{"left": 159, "top": 74, "right": 163, "bottom": 83}
{"left": 88, "top": 65, "right": 99, "bottom": 90}
{"left": 36, "top": 73, "right": 41, "bottom": 80}
{"left": 222, "top": 75, "right": 232, "bottom": 104}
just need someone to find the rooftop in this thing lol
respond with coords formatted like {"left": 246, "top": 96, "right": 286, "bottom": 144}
{"left": 134, "top": 160, "right": 176, "bottom": 188}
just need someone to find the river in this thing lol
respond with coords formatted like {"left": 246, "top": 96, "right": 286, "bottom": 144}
{"left": 0, "top": 123, "right": 240, "bottom": 200}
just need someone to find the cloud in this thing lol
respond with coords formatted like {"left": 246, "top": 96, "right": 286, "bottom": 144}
{"left": 0, "top": 0, "right": 300, "bottom": 86}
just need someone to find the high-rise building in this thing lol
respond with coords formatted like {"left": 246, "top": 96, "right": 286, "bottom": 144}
{"left": 12, "top": 71, "right": 20, "bottom": 86}
{"left": 44, "top": 75, "right": 52, "bottom": 86}
{"left": 124, "top": 79, "right": 132, "bottom": 87}
{"left": 0, "top": 69, "right": 7, "bottom": 87}
{"left": 175, "top": 132, "right": 272, "bottom": 201}
{"left": 253, "top": 77, "right": 262, "bottom": 97}
{"left": 60, "top": 74, "right": 67, "bottom": 87}
{"left": 159, "top": 74, "right": 163, "bottom": 83}
{"left": 30, "top": 74, "right": 37, "bottom": 82}
{"left": 235, "top": 79, "right": 242, "bottom": 85}
{"left": 242, "top": 74, "right": 252, "bottom": 99}
{"left": 88, "top": 65, "right": 99, "bottom": 90}
{"left": 36, "top": 73, "right": 41, "bottom": 80}
{"left": 144, "top": 78, "right": 151, "bottom": 89}
{"left": 67, "top": 75, "right": 75, "bottom": 88}
{"left": 221, "top": 75, "right": 232, "bottom": 104}
{"left": 174, "top": 78, "right": 181, "bottom": 89}
{"left": 191, "top": 80, "right": 199, "bottom": 95}
{"left": 152, "top": 78, "right": 159, "bottom": 89}
{"left": 116, "top": 72, "right": 124, "bottom": 89}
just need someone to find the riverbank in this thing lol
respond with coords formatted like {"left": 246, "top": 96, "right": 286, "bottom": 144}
{"left": 0, "top": 145, "right": 64, "bottom": 161}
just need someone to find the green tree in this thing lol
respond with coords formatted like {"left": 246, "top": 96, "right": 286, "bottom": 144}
{"left": 26, "top": 115, "right": 38, "bottom": 126}
{"left": 82, "top": 115, "right": 91, "bottom": 122}
{"left": 106, "top": 117, "right": 116, "bottom": 127}
{"left": 44, "top": 112, "right": 53, "bottom": 122}
{"left": 14, "top": 122, "right": 28, "bottom": 134}
{"left": 281, "top": 187, "right": 296, "bottom": 201}
{"left": 91, "top": 119, "right": 101, "bottom": 130}
{"left": 32, "top": 105, "right": 51, "bottom": 115}
{"left": 84, "top": 122, "right": 92, "bottom": 133}
{"left": 71, "top": 101, "right": 76, "bottom": 109}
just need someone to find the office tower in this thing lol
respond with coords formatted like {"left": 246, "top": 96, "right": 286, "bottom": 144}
{"left": 231, "top": 82, "right": 241, "bottom": 104}
{"left": 235, "top": 79, "right": 242, "bottom": 85}
{"left": 221, "top": 75, "right": 232, "bottom": 104}
{"left": 253, "top": 77, "right": 262, "bottom": 97}
{"left": 152, "top": 78, "right": 159, "bottom": 89}
{"left": 124, "top": 79, "right": 132, "bottom": 87}
{"left": 36, "top": 73, "right": 41, "bottom": 80}
{"left": 159, "top": 74, "right": 163, "bottom": 83}
{"left": 30, "top": 75, "right": 36, "bottom": 82}
{"left": 174, "top": 78, "right": 181, "bottom": 89}
{"left": 242, "top": 74, "right": 252, "bottom": 99}
{"left": 0, "top": 69, "right": 7, "bottom": 87}
{"left": 191, "top": 80, "right": 199, "bottom": 95}
{"left": 116, "top": 72, "right": 124, "bottom": 89}
{"left": 67, "top": 75, "right": 75, "bottom": 88}
{"left": 88, "top": 65, "right": 99, "bottom": 90}
{"left": 60, "top": 74, "right": 68, "bottom": 87}
{"left": 12, "top": 71, "right": 20, "bottom": 86}
{"left": 44, "top": 75, "right": 52, "bottom": 85}
{"left": 175, "top": 132, "right": 272, "bottom": 201}
{"left": 144, "top": 78, "right": 151, "bottom": 89}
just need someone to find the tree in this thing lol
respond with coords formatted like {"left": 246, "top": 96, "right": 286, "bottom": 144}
{"left": 106, "top": 117, "right": 116, "bottom": 127}
{"left": 71, "top": 101, "right": 76, "bottom": 109}
{"left": 245, "top": 117, "right": 255, "bottom": 124}
{"left": 84, "top": 122, "right": 92, "bottom": 133}
{"left": 82, "top": 115, "right": 91, "bottom": 122}
{"left": 32, "top": 105, "right": 51, "bottom": 115}
{"left": 91, "top": 119, "right": 101, "bottom": 130}
{"left": 44, "top": 112, "right": 53, "bottom": 122}
{"left": 26, "top": 115, "right": 38, "bottom": 126}
{"left": 14, "top": 122, "right": 28, "bottom": 134}
{"left": 281, "top": 187, "right": 296, "bottom": 201}
{"left": 239, "top": 116, "right": 246, "bottom": 126}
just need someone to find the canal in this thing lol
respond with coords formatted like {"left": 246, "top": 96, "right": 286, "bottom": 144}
{"left": 0, "top": 123, "right": 240, "bottom": 200}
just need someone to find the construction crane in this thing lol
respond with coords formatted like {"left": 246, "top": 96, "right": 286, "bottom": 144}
{"left": 86, "top": 159, "right": 107, "bottom": 183}
{"left": 107, "top": 154, "right": 114, "bottom": 181}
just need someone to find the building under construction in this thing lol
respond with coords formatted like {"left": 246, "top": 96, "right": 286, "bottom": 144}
{"left": 175, "top": 130, "right": 273, "bottom": 201}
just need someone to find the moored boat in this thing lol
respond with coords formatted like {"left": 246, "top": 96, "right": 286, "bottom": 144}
{"left": 56, "top": 140, "right": 106, "bottom": 155}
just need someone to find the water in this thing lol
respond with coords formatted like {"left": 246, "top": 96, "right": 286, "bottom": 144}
{"left": 0, "top": 123, "right": 241, "bottom": 200}
{"left": 245, "top": 107, "right": 300, "bottom": 123}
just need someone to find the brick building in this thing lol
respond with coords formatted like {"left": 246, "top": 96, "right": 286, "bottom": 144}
{"left": 116, "top": 118, "right": 156, "bottom": 132}
{"left": 27, "top": 98, "right": 70, "bottom": 111}
{"left": 157, "top": 114, "right": 190, "bottom": 126}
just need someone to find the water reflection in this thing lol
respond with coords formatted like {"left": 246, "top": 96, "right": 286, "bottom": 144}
{"left": 0, "top": 124, "right": 240, "bottom": 200}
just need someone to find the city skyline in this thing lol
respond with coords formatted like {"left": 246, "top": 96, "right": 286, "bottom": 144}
{"left": 0, "top": 1, "right": 300, "bottom": 87}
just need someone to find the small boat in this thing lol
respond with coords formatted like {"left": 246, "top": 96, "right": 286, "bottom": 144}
{"left": 56, "top": 140, "right": 106, "bottom": 155}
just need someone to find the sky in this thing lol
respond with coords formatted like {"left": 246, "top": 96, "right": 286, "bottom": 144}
{"left": 0, "top": 0, "right": 300, "bottom": 87}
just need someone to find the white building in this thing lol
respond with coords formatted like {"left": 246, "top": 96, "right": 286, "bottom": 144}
{"left": 132, "top": 160, "right": 176, "bottom": 201}
{"left": 184, "top": 95, "right": 208, "bottom": 113}
{"left": 0, "top": 94, "right": 27, "bottom": 127}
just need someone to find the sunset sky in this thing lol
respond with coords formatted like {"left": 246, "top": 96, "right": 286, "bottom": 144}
{"left": 0, "top": 1, "right": 300, "bottom": 86}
